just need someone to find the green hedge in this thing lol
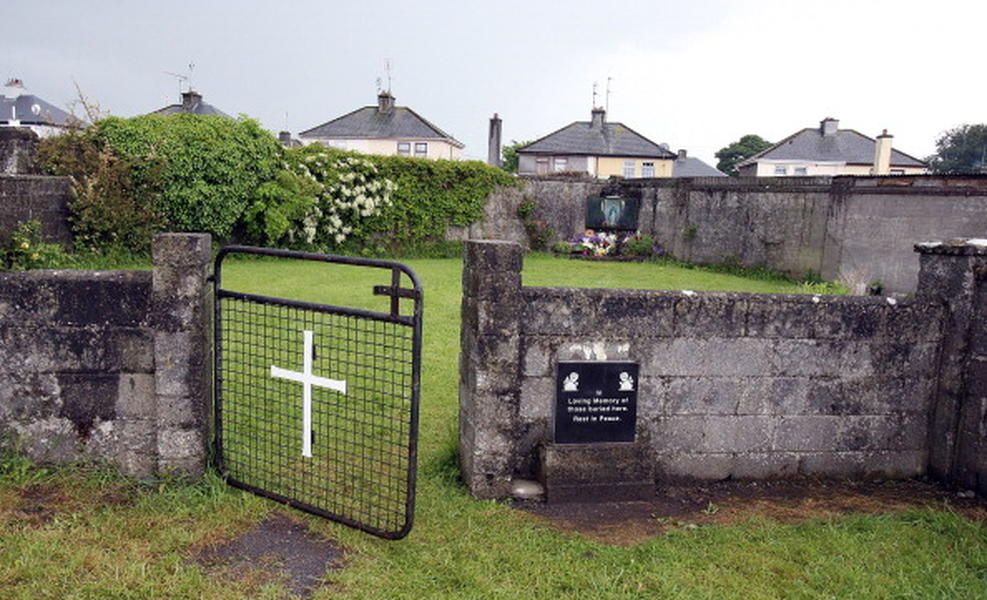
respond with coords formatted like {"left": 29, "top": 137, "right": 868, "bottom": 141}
{"left": 39, "top": 115, "right": 516, "bottom": 255}
{"left": 288, "top": 145, "right": 517, "bottom": 254}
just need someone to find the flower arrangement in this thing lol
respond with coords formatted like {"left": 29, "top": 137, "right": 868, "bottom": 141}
{"left": 576, "top": 229, "right": 620, "bottom": 256}
{"left": 556, "top": 230, "right": 665, "bottom": 260}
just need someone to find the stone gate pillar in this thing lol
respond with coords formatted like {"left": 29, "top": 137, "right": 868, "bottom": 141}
{"left": 152, "top": 233, "right": 212, "bottom": 478}
{"left": 915, "top": 239, "right": 987, "bottom": 495}
{"left": 458, "top": 240, "right": 524, "bottom": 499}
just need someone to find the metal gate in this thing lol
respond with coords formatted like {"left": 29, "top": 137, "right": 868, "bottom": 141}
{"left": 213, "top": 246, "right": 423, "bottom": 539}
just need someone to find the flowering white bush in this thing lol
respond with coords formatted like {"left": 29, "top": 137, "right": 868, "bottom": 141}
{"left": 296, "top": 151, "right": 397, "bottom": 246}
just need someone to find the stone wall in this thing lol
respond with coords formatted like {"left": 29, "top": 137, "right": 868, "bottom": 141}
{"left": 468, "top": 175, "right": 987, "bottom": 293}
{"left": 447, "top": 177, "right": 605, "bottom": 245}
{"left": 459, "top": 239, "right": 985, "bottom": 500}
{"left": 0, "top": 175, "right": 73, "bottom": 246}
{"left": 0, "top": 233, "right": 212, "bottom": 479}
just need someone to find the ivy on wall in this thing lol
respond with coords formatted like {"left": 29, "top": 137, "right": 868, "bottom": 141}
{"left": 290, "top": 146, "right": 517, "bottom": 253}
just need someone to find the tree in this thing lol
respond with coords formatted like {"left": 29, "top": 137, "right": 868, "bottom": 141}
{"left": 715, "top": 134, "right": 773, "bottom": 176}
{"left": 501, "top": 139, "right": 530, "bottom": 173}
{"left": 928, "top": 124, "right": 987, "bottom": 174}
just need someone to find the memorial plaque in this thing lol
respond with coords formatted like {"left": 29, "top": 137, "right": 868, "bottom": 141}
{"left": 585, "top": 196, "right": 640, "bottom": 231}
{"left": 554, "top": 361, "right": 638, "bottom": 444}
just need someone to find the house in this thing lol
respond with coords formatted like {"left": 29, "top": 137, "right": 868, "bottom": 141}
{"left": 736, "top": 118, "right": 927, "bottom": 176}
{"left": 150, "top": 89, "right": 230, "bottom": 117}
{"left": 516, "top": 107, "right": 676, "bottom": 178}
{"left": 299, "top": 91, "right": 464, "bottom": 160}
{"left": 0, "top": 79, "right": 76, "bottom": 137}
{"left": 670, "top": 148, "right": 727, "bottom": 178}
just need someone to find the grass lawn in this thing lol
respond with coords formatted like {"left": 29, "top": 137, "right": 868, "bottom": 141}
{"left": 1, "top": 254, "right": 984, "bottom": 599}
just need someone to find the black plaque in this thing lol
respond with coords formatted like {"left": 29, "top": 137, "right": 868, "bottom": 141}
{"left": 555, "top": 361, "right": 639, "bottom": 444}
{"left": 585, "top": 196, "right": 640, "bottom": 231}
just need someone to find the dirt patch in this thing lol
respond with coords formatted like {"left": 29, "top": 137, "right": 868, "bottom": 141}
{"left": 7, "top": 480, "right": 138, "bottom": 527}
{"left": 193, "top": 513, "right": 343, "bottom": 598}
{"left": 520, "top": 479, "right": 987, "bottom": 545}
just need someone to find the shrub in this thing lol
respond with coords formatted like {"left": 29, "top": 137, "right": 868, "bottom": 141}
{"left": 37, "top": 129, "right": 166, "bottom": 253}
{"left": 95, "top": 114, "right": 287, "bottom": 240}
{"left": 517, "top": 197, "right": 555, "bottom": 251}
{"left": 622, "top": 233, "right": 656, "bottom": 257}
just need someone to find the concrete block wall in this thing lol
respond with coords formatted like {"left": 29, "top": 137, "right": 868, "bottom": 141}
{"left": 467, "top": 176, "right": 987, "bottom": 293}
{"left": 0, "top": 175, "right": 73, "bottom": 247}
{"left": 0, "top": 233, "right": 212, "bottom": 479}
{"left": 458, "top": 239, "right": 987, "bottom": 499}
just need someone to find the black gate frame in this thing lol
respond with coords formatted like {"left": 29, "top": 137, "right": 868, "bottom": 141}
{"left": 213, "top": 245, "right": 423, "bottom": 540}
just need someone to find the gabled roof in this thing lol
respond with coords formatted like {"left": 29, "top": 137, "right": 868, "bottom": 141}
{"left": 737, "top": 125, "right": 926, "bottom": 168}
{"left": 672, "top": 155, "right": 727, "bottom": 177}
{"left": 299, "top": 105, "right": 464, "bottom": 147}
{"left": 151, "top": 91, "right": 230, "bottom": 117}
{"left": 0, "top": 93, "right": 74, "bottom": 127}
{"left": 518, "top": 118, "right": 676, "bottom": 159}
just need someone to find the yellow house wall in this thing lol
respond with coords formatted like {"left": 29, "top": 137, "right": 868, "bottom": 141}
{"left": 754, "top": 161, "right": 927, "bottom": 177}
{"left": 596, "top": 157, "right": 674, "bottom": 178}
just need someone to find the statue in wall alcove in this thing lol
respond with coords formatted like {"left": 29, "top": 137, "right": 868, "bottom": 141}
{"left": 585, "top": 195, "right": 640, "bottom": 231}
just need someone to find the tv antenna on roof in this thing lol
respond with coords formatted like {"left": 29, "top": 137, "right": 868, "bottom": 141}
{"left": 592, "top": 81, "right": 599, "bottom": 108}
{"left": 164, "top": 63, "right": 195, "bottom": 95}
{"left": 605, "top": 76, "right": 612, "bottom": 112}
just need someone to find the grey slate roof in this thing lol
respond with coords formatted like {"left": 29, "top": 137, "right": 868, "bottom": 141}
{"left": 151, "top": 91, "right": 230, "bottom": 117}
{"left": 518, "top": 120, "right": 675, "bottom": 158}
{"left": 737, "top": 127, "right": 926, "bottom": 168}
{"left": 299, "top": 106, "right": 464, "bottom": 147}
{"left": 672, "top": 155, "right": 727, "bottom": 177}
{"left": 0, "top": 94, "right": 73, "bottom": 127}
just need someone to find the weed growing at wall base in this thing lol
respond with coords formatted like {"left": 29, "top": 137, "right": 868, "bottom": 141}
{"left": 0, "top": 220, "right": 68, "bottom": 270}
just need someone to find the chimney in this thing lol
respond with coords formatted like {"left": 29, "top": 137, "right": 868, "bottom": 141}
{"left": 872, "top": 129, "right": 893, "bottom": 175}
{"left": 677, "top": 149, "right": 688, "bottom": 159}
{"left": 278, "top": 131, "right": 292, "bottom": 147}
{"left": 590, "top": 107, "right": 606, "bottom": 129}
{"left": 377, "top": 91, "right": 395, "bottom": 113}
{"left": 181, "top": 90, "right": 202, "bottom": 111}
{"left": 487, "top": 113, "right": 503, "bottom": 168}
{"left": 820, "top": 117, "right": 839, "bottom": 137}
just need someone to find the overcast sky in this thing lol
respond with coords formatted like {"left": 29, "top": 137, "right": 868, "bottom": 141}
{"left": 3, "top": 0, "right": 984, "bottom": 164}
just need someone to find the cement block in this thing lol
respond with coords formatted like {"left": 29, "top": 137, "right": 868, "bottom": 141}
{"left": 674, "top": 295, "right": 747, "bottom": 338}
{"left": 115, "top": 373, "right": 156, "bottom": 419}
{"left": 519, "top": 377, "right": 553, "bottom": 421}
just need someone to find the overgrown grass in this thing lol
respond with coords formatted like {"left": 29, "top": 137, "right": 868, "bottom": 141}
{"left": 1, "top": 256, "right": 983, "bottom": 599}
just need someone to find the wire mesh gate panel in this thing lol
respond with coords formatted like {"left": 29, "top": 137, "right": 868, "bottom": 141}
{"left": 213, "top": 246, "right": 423, "bottom": 539}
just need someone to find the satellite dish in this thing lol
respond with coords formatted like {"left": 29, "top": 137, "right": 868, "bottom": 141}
{"left": 31, "top": 104, "right": 41, "bottom": 116}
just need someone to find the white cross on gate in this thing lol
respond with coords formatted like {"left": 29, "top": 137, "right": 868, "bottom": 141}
{"left": 270, "top": 330, "right": 347, "bottom": 458}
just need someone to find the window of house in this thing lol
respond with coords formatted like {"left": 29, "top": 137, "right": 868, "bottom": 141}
{"left": 328, "top": 140, "right": 348, "bottom": 150}
{"left": 536, "top": 157, "right": 549, "bottom": 175}
{"left": 794, "top": 166, "right": 808, "bottom": 176}
{"left": 397, "top": 142, "right": 411, "bottom": 156}
{"left": 623, "top": 160, "right": 636, "bottom": 178}
{"left": 774, "top": 165, "right": 787, "bottom": 176}
{"left": 414, "top": 142, "right": 428, "bottom": 158}
{"left": 553, "top": 157, "right": 568, "bottom": 172}
{"left": 642, "top": 162, "right": 655, "bottom": 178}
